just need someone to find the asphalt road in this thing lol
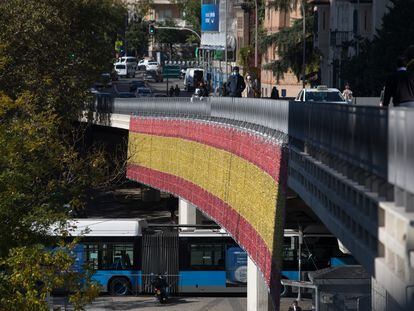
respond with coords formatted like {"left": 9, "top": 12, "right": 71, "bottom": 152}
{"left": 117, "top": 71, "right": 192, "bottom": 97}
{"left": 52, "top": 295, "right": 313, "bottom": 311}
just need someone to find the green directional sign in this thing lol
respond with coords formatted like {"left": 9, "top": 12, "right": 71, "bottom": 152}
{"left": 162, "top": 65, "right": 181, "bottom": 78}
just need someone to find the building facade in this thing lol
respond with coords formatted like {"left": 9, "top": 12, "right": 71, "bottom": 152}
{"left": 260, "top": 1, "right": 303, "bottom": 98}
{"left": 312, "top": 0, "right": 391, "bottom": 88}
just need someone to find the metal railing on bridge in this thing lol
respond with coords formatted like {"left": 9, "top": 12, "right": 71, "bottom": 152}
{"left": 92, "top": 96, "right": 388, "bottom": 181}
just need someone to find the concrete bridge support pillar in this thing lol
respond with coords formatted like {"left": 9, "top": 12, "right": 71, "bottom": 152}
{"left": 372, "top": 277, "right": 405, "bottom": 311}
{"left": 178, "top": 198, "right": 203, "bottom": 226}
{"left": 247, "top": 256, "right": 274, "bottom": 311}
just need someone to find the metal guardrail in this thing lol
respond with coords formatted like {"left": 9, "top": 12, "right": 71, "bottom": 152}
{"left": 289, "top": 101, "right": 388, "bottom": 179}
{"left": 389, "top": 108, "right": 414, "bottom": 207}
{"left": 93, "top": 96, "right": 388, "bottom": 180}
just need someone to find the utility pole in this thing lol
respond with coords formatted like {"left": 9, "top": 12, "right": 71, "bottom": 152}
{"left": 254, "top": 0, "right": 258, "bottom": 68}
{"left": 356, "top": 0, "right": 360, "bottom": 55}
{"left": 302, "top": 1, "right": 306, "bottom": 89}
{"left": 224, "top": 0, "right": 228, "bottom": 81}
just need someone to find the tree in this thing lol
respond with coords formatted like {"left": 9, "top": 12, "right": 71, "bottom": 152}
{"left": 0, "top": 0, "right": 126, "bottom": 308}
{"left": 155, "top": 20, "right": 190, "bottom": 61}
{"left": 341, "top": 0, "right": 414, "bottom": 96}
{"left": 126, "top": 20, "right": 150, "bottom": 57}
{"left": 0, "top": 243, "right": 99, "bottom": 311}
{"left": 260, "top": 1, "right": 320, "bottom": 82}
{"left": 172, "top": 0, "right": 201, "bottom": 42}
{"left": 125, "top": 0, "right": 152, "bottom": 57}
{"left": 0, "top": 0, "right": 125, "bottom": 118}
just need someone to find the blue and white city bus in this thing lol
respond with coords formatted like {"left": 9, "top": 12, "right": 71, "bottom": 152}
{"left": 63, "top": 219, "right": 354, "bottom": 296}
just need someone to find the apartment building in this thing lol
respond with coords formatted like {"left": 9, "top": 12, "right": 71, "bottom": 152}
{"left": 312, "top": 0, "right": 391, "bottom": 88}
{"left": 260, "top": 1, "right": 303, "bottom": 98}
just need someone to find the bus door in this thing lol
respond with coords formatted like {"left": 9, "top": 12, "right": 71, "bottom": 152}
{"left": 141, "top": 230, "right": 179, "bottom": 294}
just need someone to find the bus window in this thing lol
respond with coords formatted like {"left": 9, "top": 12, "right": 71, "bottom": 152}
{"left": 100, "top": 243, "right": 134, "bottom": 270}
{"left": 189, "top": 244, "right": 224, "bottom": 270}
{"left": 84, "top": 244, "right": 99, "bottom": 270}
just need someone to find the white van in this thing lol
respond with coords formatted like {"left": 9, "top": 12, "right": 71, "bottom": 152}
{"left": 114, "top": 56, "right": 137, "bottom": 78}
{"left": 118, "top": 57, "right": 137, "bottom": 69}
{"left": 184, "top": 68, "right": 204, "bottom": 91}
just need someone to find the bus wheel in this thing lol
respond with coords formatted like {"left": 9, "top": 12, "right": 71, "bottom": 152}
{"left": 109, "top": 277, "right": 131, "bottom": 296}
{"left": 280, "top": 282, "right": 291, "bottom": 297}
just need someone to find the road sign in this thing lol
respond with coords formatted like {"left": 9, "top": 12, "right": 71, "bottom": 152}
{"left": 162, "top": 65, "right": 181, "bottom": 78}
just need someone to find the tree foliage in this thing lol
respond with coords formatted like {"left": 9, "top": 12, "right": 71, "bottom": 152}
{"left": 155, "top": 19, "right": 190, "bottom": 60}
{"left": 268, "top": 0, "right": 301, "bottom": 12}
{"left": 0, "top": 0, "right": 126, "bottom": 308}
{"left": 0, "top": 243, "right": 99, "bottom": 311}
{"left": 0, "top": 0, "right": 125, "bottom": 118}
{"left": 172, "top": 0, "right": 201, "bottom": 40}
{"left": 341, "top": 0, "right": 414, "bottom": 96}
{"left": 126, "top": 20, "right": 150, "bottom": 57}
{"left": 261, "top": 3, "right": 319, "bottom": 81}
{"left": 261, "top": 11, "right": 319, "bottom": 80}
{"left": 125, "top": 0, "right": 153, "bottom": 56}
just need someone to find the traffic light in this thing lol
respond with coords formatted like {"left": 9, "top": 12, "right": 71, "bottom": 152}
{"left": 149, "top": 24, "right": 156, "bottom": 35}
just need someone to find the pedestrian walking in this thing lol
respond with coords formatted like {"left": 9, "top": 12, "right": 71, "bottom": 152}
{"left": 221, "top": 82, "right": 228, "bottom": 97}
{"left": 243, "top": 75, "right": 255, "bottom": 98}
{"left": 169, "top": 86, "right": 175, "bottom": 97}
{"left": 383, "top": 56, "right": 414, "bottom": 107}
{"left": 342, "top": 83, "right": 353, "bottom": 102}
{"left": 174, "top": 84, "right": 180, "bottom": 97}
{"left": 270, "top": 86, "right": 280, "bottom": 99}
{"left": 288, "top": 300, "right": 302, "bottom": 311}
{"left": 226, "top": 66, "right": 246, "bottom": 97}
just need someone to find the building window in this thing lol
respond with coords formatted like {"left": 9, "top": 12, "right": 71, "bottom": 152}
{"left": 322, "top": 11, "right": 326, "bottom": 31}
{"left": 237, "top": 16, "right": 243, "bottom": 30}
{"left": 159, "top": 9, "right": 172, "bottom": 19}
{"left": 364, "top": 10, "right": 367, "bottom": 31}
{"left": 353, "top": 9, "right": 358, "bottom": 34}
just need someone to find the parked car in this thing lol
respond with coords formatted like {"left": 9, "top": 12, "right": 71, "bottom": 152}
{"left": 295, "top": 86, "right": 348, "bottom": 104}
{"left": 138, "top": 59, "right": 152, "bottom": 70}
{"left": 116, "top": 91, "right": 136, "bottom": 98}
{"left": 112, "top": 83, "right": 136, "bottom": 98}
{"left": 129, "top": 80, "right": 147, "bottom": 92}
{"left": 146, "top": 61, "right": 161, "bottom": 72}
{"left": 144, "top": 70, "right": 163, "bottom": 82}
{"left": 135, "top": 87, "right": 153, "bottom": 97}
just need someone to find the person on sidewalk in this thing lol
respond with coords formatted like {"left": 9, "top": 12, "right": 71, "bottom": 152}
{"left": 169, "top": 86, "right": 175, "bottom": 97}
{"left": 271, "top": 86, "right": 280, "bottom": 99}
{"left": 342, "top": 83, "right": 353, "bottom": 102}
{"left": 226, "top": 66, "right": 246, "bottom": 97}
{"left": 243, "top": 75, "right": 255, "bottom": 98}
{"left": 288, "top": 300, "right": 302, "bottom": 311}
{"left": 174, "top": 84, "right": 180, "bottom": 97}
{"left": 383, "top": 56, "right": 414, "bottom": 107}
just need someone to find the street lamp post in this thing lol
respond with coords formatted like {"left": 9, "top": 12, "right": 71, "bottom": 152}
{"left": 302, "top": 1, "right": 306, "bottom": 89}
{"left": 224, "top": 0, "right": 228, "bottom": 81}
{"left": 254, "top": 0, "right": 258, "bottom": 68}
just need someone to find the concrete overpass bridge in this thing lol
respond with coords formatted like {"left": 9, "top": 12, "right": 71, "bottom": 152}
{"left": 86, "top": 96, "right": 414, "bottom": 311}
